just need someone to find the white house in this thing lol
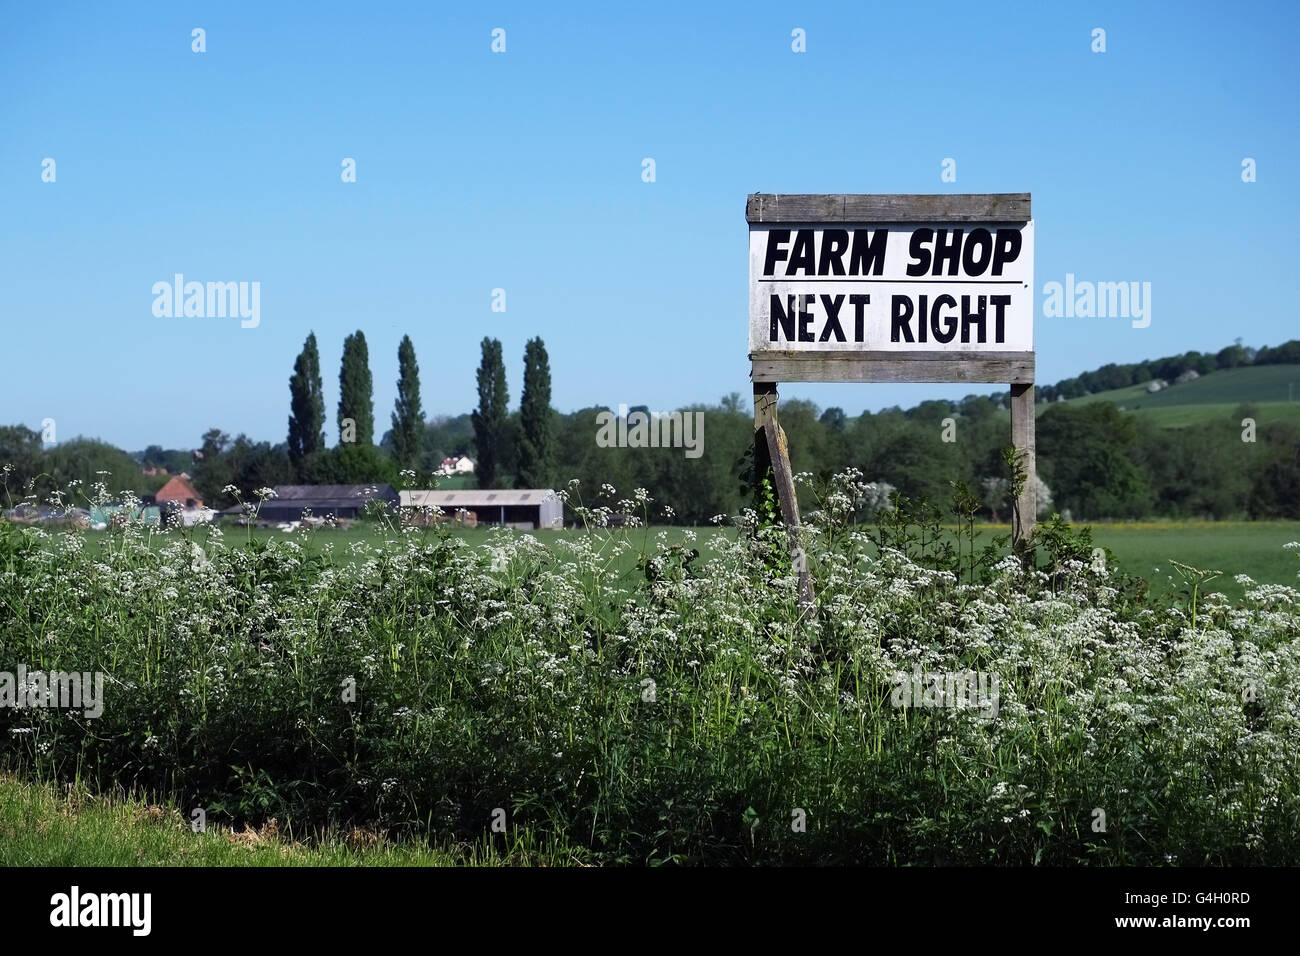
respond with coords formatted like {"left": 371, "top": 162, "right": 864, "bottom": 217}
{"left": 436, "top": 456, "right": 475, "bottom": 477}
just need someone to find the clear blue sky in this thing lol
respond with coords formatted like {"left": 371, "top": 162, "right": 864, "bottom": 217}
{"left": 2, "top": 0, "right": 1296, "bottom": 450}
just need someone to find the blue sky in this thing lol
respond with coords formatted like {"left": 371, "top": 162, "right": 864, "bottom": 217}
{"left": 2, "top": 0, "right": 1297, "bottom": 450}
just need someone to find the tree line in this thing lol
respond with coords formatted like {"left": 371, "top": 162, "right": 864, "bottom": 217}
{"left": 1036, "top": 338, "right": 1300, "bottom": 402}
{"left": 185, "top": 332, "right": 559, "bottom": 509}
{"left": 2, "top": 338, "right": 1297, "bottom": 523}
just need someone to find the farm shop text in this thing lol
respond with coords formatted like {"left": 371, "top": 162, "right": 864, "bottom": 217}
{"left": 749, "top": 224, "right": 1034, "bottom": 352}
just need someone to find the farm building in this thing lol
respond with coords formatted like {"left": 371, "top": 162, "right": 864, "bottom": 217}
{"left": 150, "top": 473, "right": 214, "bottom": 524}
{"left": 154, "top": 473, "right": 203, "bottom": 508}
{"left": 88, "top": 504, "right": 161, "bottom": 528}
{"left": 436, "top": 455, "right": 475, "bottom": 477}
{"left": 5, "top": 504, "right": 91, "bottom": 528}
{"left": 240, "top": 484, "right": 400, "bottom": 522}
{"left": 400, "top": 489, "right": 562, "bottom": 530}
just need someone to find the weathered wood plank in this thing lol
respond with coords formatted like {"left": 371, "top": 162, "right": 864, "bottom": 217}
{"left": 1010, "top": 382, "right": 1037, "bottom": 549}
{"left": 750, "top": 351, "right": 1035, "bottom": 385}
{"left": 753, "top": 383, "right": 815, "bottom": 610}
{"left": 746, "top": 193, "right": 1031, "bottom": 224}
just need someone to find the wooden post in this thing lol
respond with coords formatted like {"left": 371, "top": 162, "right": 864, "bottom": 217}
{"left": 753, "top": 381, "right": 815, "bottom": 609}
{"left": 1010, "top": 382, "right": 1036, "bottom": 549}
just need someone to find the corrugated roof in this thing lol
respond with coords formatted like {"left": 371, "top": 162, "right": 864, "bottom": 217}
{"left": 262, "top": 500, "right": 378, "bottom": 510}
{"left": 400, "top": 489, "right": 556, "bottom": 507}
{"left": 271, "top": 484, "right": 397, "bottom": 501}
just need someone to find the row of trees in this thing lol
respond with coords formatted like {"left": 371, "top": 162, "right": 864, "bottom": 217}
{"left": 471, "top": 337, "right": 554, "bottom": 489}
{"left": 178, "top": 329, "right": 1300, "bottom": 521}
{"left": 7, "top": 396, "right": 1297, "bottom": 523}
{"left": 286, "top": 330, "right": 419, "bottom": 470}
{"left": 4, "top": 338, "right": 1298, "bottom": 521}
{"left": 0, "top": 430, "right": 163, "bottom": 501}
{"left": 531, "top": 397, "right": 1299, "bottom": 523}
{"left": 281, "top": 330, "right": 556, "bottom": 487}
{"left": 185, "top": 330, "right": 421, "bottom": 507}
{"left": 187, "top": 333, "right": 556, "bottom": 509}
{"left": 1038, "top": 338, "right": 1300, "bottom": 403}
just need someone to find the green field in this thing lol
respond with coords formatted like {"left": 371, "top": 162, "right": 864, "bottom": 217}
{"left": 80, "top": 517, "right": 1300, "bottom": 602}
{"left": 1058, "top": 364, "right": 1300, "bottom": 427}
{"left": 1085, "top": 520, "right": 1300, "bottom": 598}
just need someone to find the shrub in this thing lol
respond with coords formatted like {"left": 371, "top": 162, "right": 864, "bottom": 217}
{"left": 1, "top": 473, "right": 1298, "bottom": 864}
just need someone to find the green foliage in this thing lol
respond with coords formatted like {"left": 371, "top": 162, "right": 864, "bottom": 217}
{"left": 287, "top": 333, "right": 326, "bottom": 475}
{"left": 1037, "top": 338, "right": 1299, "bottom": 402}
{"left": 1038, "top": 403, "right": 1152, "bottom": 518}
{"left": 338, "top": 330, "right": 375, "bottom": 446}
{"left": 3, "top": 479, "right": 1299, "bottom": 865}
{"left": 300, "top": 443, "right": 400, "bottom": 487}
{"left": 8, "top": 345, "right": 1300, "bottom": 526}
{"left": 192, "top": 429, "right": 234, "bottom": 504}
{"left": 39, "top": 438, "right": 152, "bottom": 498}
{"left": 0, "top": 773, "right": 553, "bottom": 866}
{"left": 138, "top": 445, "right": 193, "bottom": 475}
{"left": 516, "top": 337, "right": 555, "bottom": 489}
{"left": 1067, "top": 364, "right": 1300, "bottom": 420}
{"left": 407, "top": 414, "right": 474, "bottom": 475}
{"left": 390, "top": 335, "right": 424, "bottom": 470}
{"left": 471, "top": 338, "right": 509, "bottom": 489}
{"left": 1249, "top": 437, "right": 1300, "bottom": 519}
{"left": 192, "top": 431, "right": 295, "bottom": 509}
{"left": 0, "top": 425, "right": 45, "bottom": 493}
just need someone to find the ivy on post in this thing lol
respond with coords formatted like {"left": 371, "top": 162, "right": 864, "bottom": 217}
{"left": 1010, "top": 383, "right": 1037, "bottom": 552}
{"left": 752, "top": 380, "right": 815, "bottom": 610}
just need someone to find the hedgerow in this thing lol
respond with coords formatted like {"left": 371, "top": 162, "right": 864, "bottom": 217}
{"left": 1, "top": 472, "right": 1298, "bottom": 864}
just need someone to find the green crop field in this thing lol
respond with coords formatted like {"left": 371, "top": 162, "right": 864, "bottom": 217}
{"left": 1114, "top": 401, "right": 1300, "bottom": 429}
{"left": 1057, "top": 364, "right": 1300, "bottom": 427}
{"left": 1085, "top": 520, "right": 1300, "bottom": 598}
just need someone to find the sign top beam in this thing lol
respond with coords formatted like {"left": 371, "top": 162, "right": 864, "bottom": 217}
{"left": 746, "top": 193, "right": 1032, "bottom": 225}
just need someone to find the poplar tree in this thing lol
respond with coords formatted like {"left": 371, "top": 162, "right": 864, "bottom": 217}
{"left": 287, "top": 332, "right": 326, "bottom": 475}
{"left": 391, "top": 335, "right": 425, "bottom": 469}
{"left": 516, "top": 337, "right": 554, "bottom": 488}
{"left": 471, "top": 337, "right": 509, "bottom": 488}
{"left": 338, "top": 330, "right": 374, "bottom": 445}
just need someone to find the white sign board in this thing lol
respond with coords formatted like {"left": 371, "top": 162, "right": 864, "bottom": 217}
{"left": 749, "top": 222, "right": 1034, "bottom": 353}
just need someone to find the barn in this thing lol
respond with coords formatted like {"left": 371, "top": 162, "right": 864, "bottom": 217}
{"left": 399, "top": 489, "right": 562, "bottom": 530}
{"left": 249, "top": 484, "right": 400, "bottom": 522}
{"left": 154, "top": 473, "right": 203, "bottom": 508}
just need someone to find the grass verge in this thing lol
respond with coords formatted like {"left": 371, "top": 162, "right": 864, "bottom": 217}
{"left": 0, "top": 773, "right": 573, "bottom": 866}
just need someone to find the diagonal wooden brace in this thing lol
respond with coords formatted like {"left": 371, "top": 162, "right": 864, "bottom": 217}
{"left": 753, "top": 382, "right": 815, "bottom": 610}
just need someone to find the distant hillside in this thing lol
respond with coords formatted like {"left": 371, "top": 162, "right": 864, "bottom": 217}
{"left": 1057, "top": 364, "right": 1300, "bottom": 428}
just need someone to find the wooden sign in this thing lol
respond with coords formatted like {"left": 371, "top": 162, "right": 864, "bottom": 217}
{"left": 748, "top": 193, "right": 1034, "bottom": 382}
{"left": 747, "top": 193, "right": 1038, "bottom": 606}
